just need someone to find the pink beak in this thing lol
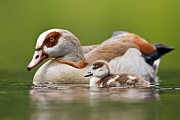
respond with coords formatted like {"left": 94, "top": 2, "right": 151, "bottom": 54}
{"left": 27, "top": 49, "right": 48, "bottom": 71}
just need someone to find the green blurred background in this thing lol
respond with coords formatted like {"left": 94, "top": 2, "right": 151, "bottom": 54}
{"left": 0, "top": 0, "right": 179, "bottom": 75}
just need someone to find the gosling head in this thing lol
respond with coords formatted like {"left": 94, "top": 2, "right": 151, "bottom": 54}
{"left": 84, "top": 60, "right": 110, "bottom": 78}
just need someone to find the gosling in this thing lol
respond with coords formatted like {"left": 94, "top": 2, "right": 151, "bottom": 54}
{"left": 84, "top": 60, "right": 149, "bottom": 88}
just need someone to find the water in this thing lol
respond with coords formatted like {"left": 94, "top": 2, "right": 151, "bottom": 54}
{"left": 0, "top": 71, "right": 180, "bottom": 120}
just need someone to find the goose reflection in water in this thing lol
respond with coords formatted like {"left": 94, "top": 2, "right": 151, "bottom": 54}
{"left": 29, "top": 84, "right": 159, "bottom": 120}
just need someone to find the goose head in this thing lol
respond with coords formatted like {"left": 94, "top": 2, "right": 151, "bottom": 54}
{"left": 27, "top": 29, "right": 87, "bottom": 71}
{"left": 84, "top": 60, "right": 110, "bottom": 78}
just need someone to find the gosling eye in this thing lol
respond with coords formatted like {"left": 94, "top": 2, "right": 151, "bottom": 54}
{"left": 49, "top": 37, "right": 55, "bottom": 42}
{"left": 93, "top": 65, "right": 99, "bottom": 69}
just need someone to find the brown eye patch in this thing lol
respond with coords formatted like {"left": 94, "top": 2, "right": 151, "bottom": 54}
{"left": 43, "top": 32, "right": 61, "bottom": 48}
{"left": 92, "top": 62, "right": 104, "bottom": 69}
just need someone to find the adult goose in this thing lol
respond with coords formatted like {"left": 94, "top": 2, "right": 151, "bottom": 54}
{"left": 27, "top": 29, "right": 173, "bottom": 84}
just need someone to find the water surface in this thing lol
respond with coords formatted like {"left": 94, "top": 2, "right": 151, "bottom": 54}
{"left": 0, "top": 71, "right": 180, "bottom": 120}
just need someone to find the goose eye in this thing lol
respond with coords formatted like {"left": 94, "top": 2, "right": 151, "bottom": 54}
{"left": 49, "top": 37, "right": 55, "bottom": 42}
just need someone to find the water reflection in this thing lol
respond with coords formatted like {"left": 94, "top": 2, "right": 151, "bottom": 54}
{"left": 29, "top": 84, "right": 159, "bottom": 120}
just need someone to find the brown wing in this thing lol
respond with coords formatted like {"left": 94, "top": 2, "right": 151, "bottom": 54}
{"left": 119, "top": 33, "right": 156, "bottom": 55}
{"left": 85, "top": 36, "right": 138, "bottom": 65}
{"left": 82, "top": 45, "right": 99, "bottom": 54}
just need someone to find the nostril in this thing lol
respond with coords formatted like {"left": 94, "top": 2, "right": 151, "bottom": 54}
{"left": 35, "top": 55, "right": 39, "bottom": 59}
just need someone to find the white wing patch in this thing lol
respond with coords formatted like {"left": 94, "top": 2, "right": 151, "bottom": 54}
{"left": 107, "top": 75, "right": 119, "bottom": 86}
{"left": 99, "top": 83, "right": 103, "bottom": 87}
{"left": 127, "top": 75, "right": 136, "bottom": 80}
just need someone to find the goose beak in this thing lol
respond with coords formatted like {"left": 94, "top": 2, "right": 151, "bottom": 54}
{"left": 27, "top": 50, "right": 48, "bottom": 71}
{"left": 84, "top": 71, "right": 93, "bottom": 77}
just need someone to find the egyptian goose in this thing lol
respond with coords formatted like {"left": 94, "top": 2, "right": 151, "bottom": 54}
{"left": 27, "top": 29, "right": 173, "bottom": 84}
{"left": 84, "top": 60, "right": 149, "bottom": 88}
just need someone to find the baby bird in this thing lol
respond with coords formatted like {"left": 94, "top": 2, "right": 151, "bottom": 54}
{"left": 84, "top": 60, "right": 149, "bottom": 88}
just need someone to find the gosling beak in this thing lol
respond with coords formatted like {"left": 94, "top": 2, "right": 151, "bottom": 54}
{"left": 27, "top": 49, "right": 48, "bottom": 71}
{"left": 84, "top": 71, "right": 93, "bottom": 77}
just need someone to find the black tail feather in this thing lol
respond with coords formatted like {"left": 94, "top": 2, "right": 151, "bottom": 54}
{"left": 143, "top": 43, "right": 174, "bottom": 66}
{"left": 154, "top": 43, "right": 175, "bottom": 57}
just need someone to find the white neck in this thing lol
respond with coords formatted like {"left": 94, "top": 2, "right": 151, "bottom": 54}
{"left": 89, "top": 77, "right": 101, "bottom": 87}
